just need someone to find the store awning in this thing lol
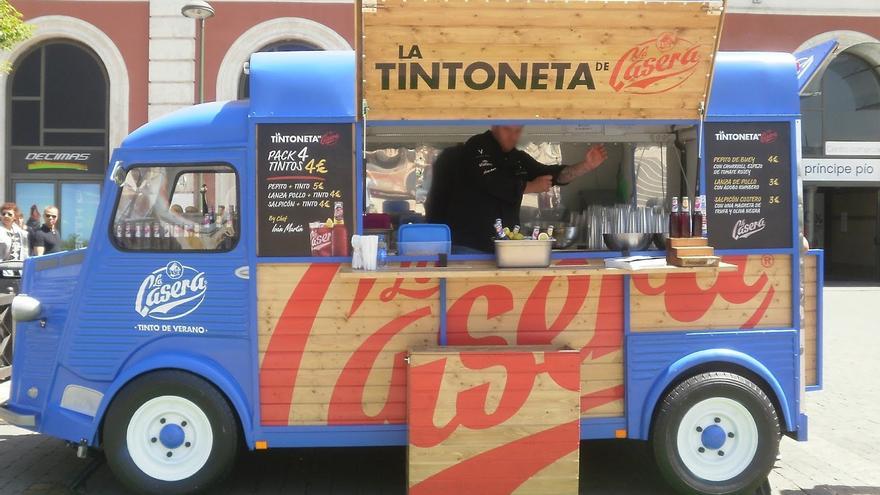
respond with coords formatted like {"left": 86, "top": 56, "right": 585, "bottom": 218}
{"left": 794, "top": 39, "right": 839, "bottom": 95}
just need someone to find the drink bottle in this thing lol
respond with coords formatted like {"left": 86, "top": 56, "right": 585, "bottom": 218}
{"left": 332, "top": 201, "right": 349, "bottom": 256}
{"left": 692, "top": 196, "right": 704, "bottom": 237}
{"left": 669, "top": 197, "right": 681, "bottom": 237}
{"left": 679, "top": 197, "right": 692, "bottom": 238}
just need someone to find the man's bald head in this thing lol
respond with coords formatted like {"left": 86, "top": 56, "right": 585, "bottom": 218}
{"left": 490, "top": 125, "right": 524, "bottom": 152}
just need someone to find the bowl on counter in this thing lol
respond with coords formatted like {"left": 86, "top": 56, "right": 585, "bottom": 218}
{"left": 553, "top": 226, "right": 581, "bottom": 249}
{"left": 602, "top": 233, "right": 654, "bottom": 253}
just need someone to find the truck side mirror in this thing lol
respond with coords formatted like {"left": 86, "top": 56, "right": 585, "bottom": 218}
{"left": 111, "top": 161, "right": 127, "bottom": 187}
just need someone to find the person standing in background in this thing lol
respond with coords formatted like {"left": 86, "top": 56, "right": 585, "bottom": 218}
{"left": 33, "top": 205, "right": 61, "bottom": 255}
{"left": 26, "top": 205, "right": 40, "bottom": 256}
{"left": 0, "top": 203, "right": 29, "bottom": 291}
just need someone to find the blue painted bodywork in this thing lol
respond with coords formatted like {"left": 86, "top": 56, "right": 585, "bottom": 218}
{"left": 4, "top": 51, "right": 818, "bottom": 450}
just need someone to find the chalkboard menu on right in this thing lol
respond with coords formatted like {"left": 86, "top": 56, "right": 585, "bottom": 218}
{"left": 704, "top": 122, "right": 792, "bottom": 250}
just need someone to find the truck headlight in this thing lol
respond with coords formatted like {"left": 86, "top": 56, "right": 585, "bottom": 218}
{"left": 12, "top": 295, "right": 42, "bottom": 322}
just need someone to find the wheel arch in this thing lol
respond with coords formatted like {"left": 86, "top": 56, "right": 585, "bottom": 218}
{"left": 91, "top": 354, "right": 254, "bottom": 448}
{"left": 640, "top": 349, "right": 794, "bottom": 440}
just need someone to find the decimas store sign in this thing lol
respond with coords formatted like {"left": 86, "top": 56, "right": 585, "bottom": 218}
{"left": 704, "top": 122, "right": 792, "bottom": 250}
{"left": 256, "top": 123, "right": 354, "bottom": 257}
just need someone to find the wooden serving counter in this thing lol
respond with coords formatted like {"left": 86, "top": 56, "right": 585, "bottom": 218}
{"left": 339, "top": 261, "right": 737, "bottom": 279}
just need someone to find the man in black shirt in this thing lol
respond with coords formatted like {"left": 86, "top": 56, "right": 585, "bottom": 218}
{"left": 428, "top": 126, "right": 607, "bottom": 253}
{"left": 33, "top": 206, "right": 61, "bottom": 255}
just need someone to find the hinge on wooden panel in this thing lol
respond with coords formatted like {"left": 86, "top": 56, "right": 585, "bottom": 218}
{"left": 703, "top": 1, "right": 724, "bottom": 16}
{"left": 363, "top": 0, "right": 377, "bottom": 13}
{"left": 698, "top": 101, "right": 705, "bottom": 117}
{"left": 362, "top": 98, "right": 370, "bottom": 119}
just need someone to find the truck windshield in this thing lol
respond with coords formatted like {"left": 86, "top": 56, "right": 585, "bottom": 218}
{"left": 111, "top": 163, "right": 239, "bottom": 252}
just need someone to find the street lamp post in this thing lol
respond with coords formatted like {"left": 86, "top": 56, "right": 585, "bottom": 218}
{"left": 181, "top": 0, "right": 215, "bottom": 104}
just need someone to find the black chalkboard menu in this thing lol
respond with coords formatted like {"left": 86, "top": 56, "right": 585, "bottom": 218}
{"left": 256, "top": 123, "right": 355, "bottom": 257}
{"left": 704, "top": 122, "right": 792, "bottom": 250}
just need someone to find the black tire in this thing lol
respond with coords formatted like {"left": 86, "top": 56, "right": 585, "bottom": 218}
{"left": 103, "top": 370, "right": 240, "bottom": 495}
{"left": 651, "top": 372, "right": 780, "bottom": 495}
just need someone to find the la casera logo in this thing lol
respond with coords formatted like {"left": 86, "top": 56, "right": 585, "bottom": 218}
{"left": 732, "top": 218, "right": 766, "bottom": 240}
{"left": 610, "top": 32, "right": 701, "bottom": 94}
{"left": 135, "top": 261, "right": 207, "bottom": 320}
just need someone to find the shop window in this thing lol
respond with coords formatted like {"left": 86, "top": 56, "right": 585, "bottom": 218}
{"left": 801, "top": 51, "right": 880, "bottom": 156}
{"left": 111, "top": 164, "right": 239, "bottom": 252}
{"left": 237, "top": 40, "right": 319, "bottom": 99}
{"left": 7, "top": 40, "right": 109, "bottom": 247}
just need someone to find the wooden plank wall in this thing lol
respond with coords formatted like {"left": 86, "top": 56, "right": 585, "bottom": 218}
{"left": 630, "top": 255, "right": 792, "bottom": 332}
{"left": 258, "top": 263, "right": 441, "bottom": 426}
{"left": 258, "top": 260, "right": 624, "bottom": 426}
{"left": 804, "top": 254, "right": 819, "bottom": 387}
{"left": 407, "top": 347, "right": 581, "bottom": 494}
{"left": 362, "top": 0, "right": 724, "bottom": 120}
{"left": 444, "top": 260, "right": 625, "bottom": 419}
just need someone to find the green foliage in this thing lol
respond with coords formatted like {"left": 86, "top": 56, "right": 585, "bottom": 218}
{"left": 61, "top": 233, "right": 87, "bottom": 251}
{"left": 0, "top": 0, "right": 33, "bottom": 72}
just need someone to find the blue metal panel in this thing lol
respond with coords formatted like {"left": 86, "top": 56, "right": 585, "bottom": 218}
{"left": 626, "top": 330, "right": 800, "bottom": 440}
{"left": 581, "top": 417, "right": 626, "bottom": 440}
{"left": 248, "top": 51, "right": 356, "bottom": 120}
{"left": 258, "top": 425, "right": 407, "bottom": 448}
{"left": 708, "top": 52, "right": 800, "bottom": 118}
{"left": 121, "top": 100, "right": 249, "bottom": 150}
{"left": 6, "top": 251, "right": 85, "bottom": 425}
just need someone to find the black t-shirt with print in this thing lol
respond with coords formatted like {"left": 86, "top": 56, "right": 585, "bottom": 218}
{"left": 33, "top": 224, "right": 61, "bottom": 254}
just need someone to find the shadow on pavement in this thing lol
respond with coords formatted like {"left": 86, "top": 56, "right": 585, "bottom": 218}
{"left": 0, "top": 432, "right": 779, "bottom": 495}
{"left": 779, "top": 488, "right": 880, "bottom": 495}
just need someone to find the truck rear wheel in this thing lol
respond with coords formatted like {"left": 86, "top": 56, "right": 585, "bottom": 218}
{"left": 103, "top": 370, "right": 239, "bottom": 494}
{"left": 651, "top": 372, "right": 780, "bottom": 495}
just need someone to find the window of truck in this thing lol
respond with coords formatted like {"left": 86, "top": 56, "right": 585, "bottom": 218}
{"left": 110, "top": 164, "right": 240, "bottom": 252}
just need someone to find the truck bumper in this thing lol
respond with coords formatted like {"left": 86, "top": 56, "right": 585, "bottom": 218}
{"left": 0, "top": 380, "right": 35, "bottom": 427}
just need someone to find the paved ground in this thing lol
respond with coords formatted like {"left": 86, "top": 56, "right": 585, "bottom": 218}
{"left": 1, "top": 287, "right": 877, "bottom": 494}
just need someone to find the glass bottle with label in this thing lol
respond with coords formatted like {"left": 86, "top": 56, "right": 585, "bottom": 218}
{"left": 669, "top": 197, "right": 681, "bottom": 238}
{"left": 679, "top": 197, "right": 692, "bottom": 238}
{"left": 692, "top": 195, "right": 705, "bottom": 238}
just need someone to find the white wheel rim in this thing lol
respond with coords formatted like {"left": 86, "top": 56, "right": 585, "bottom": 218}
{"left": 675, "top": 397, "right": 759, "bottom": 482}
{"left": 126, "top": 396, "right": 214, "bottom": 482}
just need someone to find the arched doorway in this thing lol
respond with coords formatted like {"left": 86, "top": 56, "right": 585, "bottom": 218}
{"left": 237, "top": 40, "right": 319, "bottom": 99}
{"left": 6, "top": 40, "right": 109, "bottom": 249}
{"left": 215, "top": 17, "right": 352, "bottom": 102}
{"left": 802, "top": 45, "right": 880, "bottom": 281}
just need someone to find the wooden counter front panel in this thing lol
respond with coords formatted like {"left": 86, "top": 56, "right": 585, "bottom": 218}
{"left": 258, "top": 262, "right": 442, "bottom": 425}
{"left": 804, "top": 255, "right": 819, "bottom": 387}
{"left": 445, "top": 264, "right": 625, "bottom": 419}
{"left": 407, "top": 348, "right": 580, "bottom": 494}
{"left": 630, "top": 255, "right": 793, "bottom": 332}
{"left": 258, "top": 260, "right": 623, "bottom": 426}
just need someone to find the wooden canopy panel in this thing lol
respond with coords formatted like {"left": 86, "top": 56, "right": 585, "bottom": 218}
{"left": 362, "top": 0, "right": 725, "bottom": 121}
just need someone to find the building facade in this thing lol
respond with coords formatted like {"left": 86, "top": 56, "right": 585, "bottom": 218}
{"left": 719, "top": 0, "right": 880, "bottom": 282}
{"left": 1, "top": 0, "right": 353, "bottom": 247}
{"left": 2, "top": 0, "right": 879, "bottom": 280}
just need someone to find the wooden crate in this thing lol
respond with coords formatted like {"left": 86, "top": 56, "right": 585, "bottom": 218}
{"left": 362, "top": 0, "right": 725, "bottom": 120}
{"left": 407, "top": 346, "right": 581, "bottom": 494}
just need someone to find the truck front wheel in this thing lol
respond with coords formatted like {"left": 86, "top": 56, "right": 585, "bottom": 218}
{"left": 651, "top": 372, "right": 780, "bottom": 495}
{"left": 103, "top": 370, "right": 239, "bottom": 495}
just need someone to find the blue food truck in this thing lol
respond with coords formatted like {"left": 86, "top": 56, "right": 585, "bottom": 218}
{"left": 0, "top": 2, "right": 823, "bottom": 494}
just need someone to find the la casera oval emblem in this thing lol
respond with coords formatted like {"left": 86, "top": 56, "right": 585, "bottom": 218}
{"left": 609, "top": 32, "right": 702, "bottom": 94}
{"left": 135, "top": 261, "right": 207, "bottom": 320}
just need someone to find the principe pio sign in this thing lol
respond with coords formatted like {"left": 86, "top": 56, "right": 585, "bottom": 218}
{"left": 362, "top": 0, "right": 724, "bottom": 121}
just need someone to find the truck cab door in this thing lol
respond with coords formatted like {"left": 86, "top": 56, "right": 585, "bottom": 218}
{"left": 59, "top": 149, "right": 253, "bottom": 401}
